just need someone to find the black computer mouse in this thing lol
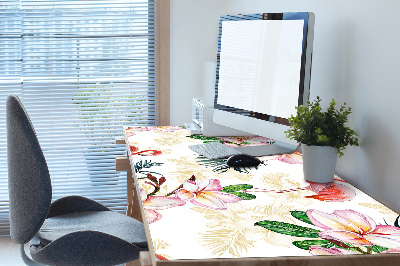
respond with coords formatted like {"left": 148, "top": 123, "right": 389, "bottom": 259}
{"left": 226, "top": 154, "right": 262, "bottom": 167}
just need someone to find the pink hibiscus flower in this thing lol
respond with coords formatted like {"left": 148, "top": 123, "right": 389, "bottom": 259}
{"left": 307, "top": 209, "right": 400, "bottom": 248}
{"left": 305, "top": 182, "right": 356, "bottom": 202}
{"left": 275, "top": 152, "right": 303, "bottom": 164}
{"left": 130, "top": 145, "right": 162, "bottom": 156}
{"left": 309, "top": 246, "right": 359, "bottom": 256}
{"left": 176, "top": 179, "right": 241, "bottom": 210}
{"left": 140, "top": 188, "right": 186, "bottom": 223}
{"left": 126, "top": 127, "right": 151, "bottom": 136}
{"left": 382, "top": 247, "right": 400, "bottom": 253}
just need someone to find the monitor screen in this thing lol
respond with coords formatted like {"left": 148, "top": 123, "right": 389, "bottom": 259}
{"left": 217, "top": 19, "right": 304, "bottom": 119}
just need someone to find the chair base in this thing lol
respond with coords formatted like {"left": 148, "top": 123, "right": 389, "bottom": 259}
{"left": 20, "top": 244, "right": 45, "bottom": 266}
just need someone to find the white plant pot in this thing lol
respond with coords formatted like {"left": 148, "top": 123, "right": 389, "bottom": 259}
{"left": 301, "top": 144, "right": 338, "bottom": 183}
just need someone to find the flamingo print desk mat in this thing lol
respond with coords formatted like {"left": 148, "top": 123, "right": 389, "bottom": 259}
{"left": 124, "top": 126, "right": 400, "bottom": 261}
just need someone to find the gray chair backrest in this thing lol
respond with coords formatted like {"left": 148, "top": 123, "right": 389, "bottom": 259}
{"left": 7, "top": 94, "right": 52, "bottom": 244}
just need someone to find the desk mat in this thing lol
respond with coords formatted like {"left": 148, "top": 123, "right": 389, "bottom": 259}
{"left": 124, "top": 126, "right": 400, "bottom": 261}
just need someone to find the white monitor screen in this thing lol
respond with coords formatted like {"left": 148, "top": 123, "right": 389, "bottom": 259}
{"left": 217, "top": 19, "right": 304, "bottom": 118}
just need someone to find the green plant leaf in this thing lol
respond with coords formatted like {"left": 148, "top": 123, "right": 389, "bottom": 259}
{"left": 255, "top": 220, "right": 320, "bottom": 238}
{"left": 370, "top": 245, "right": 389, "bottom": 253}
{"left": 221, "top": 184, "right": 253, "bottom": 192}
{"left": 290, "top": 211, "right": 314, "bottom": 225}
{"left": 293, "top": 239, "right": 372, "bottom": 253}
{"left": 292, "top": 239, "right": 335, "bottom": 250}
{"left": 227, "top": 191, "right": 256, "bottom": 200}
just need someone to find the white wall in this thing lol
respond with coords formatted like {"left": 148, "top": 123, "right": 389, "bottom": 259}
{"left": 170, "top": 0, "right": 400, "bottom": 213}
{"left": 170, "top": 0, "right": 228, "bottom": 125}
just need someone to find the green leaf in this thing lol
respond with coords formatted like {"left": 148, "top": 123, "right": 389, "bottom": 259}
{"left": 187, "top": 135, "right": 221, "bottom": 141}
{"left": 292, "top": 239, "right": 335, "bottom": 250}
{"left": 227, "top": 191, "right": 256, "bottom": 200}
{"left": 221, "top": 184, "right": 253, "bottom": 192}
{"left": 290, "top": 211, "right": 314, "bottom": 225}
{"left": 134, "top": 159, "right": 163, "bottom": 173}
{"left": 255, "top": 220, "right": 321, "bottom": 238}
{"left": 371, "top": 245, "right": 389, "bottom": 253}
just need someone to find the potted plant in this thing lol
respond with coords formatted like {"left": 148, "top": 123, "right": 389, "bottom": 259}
{"left": 285, "top": 96, "right": 359, "bottom": 183}
{"left": 73, "top": 83, "right": 135, "bottom": 186}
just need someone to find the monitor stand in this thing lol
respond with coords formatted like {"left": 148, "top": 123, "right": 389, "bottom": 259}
{"left": 232, "top": 141, "right": 299, "bottom": 157}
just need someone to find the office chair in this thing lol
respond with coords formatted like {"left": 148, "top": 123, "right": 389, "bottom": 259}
{"left": 6, "top": 94, "right": 148, "bottom": 265}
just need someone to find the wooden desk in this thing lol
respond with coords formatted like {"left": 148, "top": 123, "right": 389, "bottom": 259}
{"left": 118, "top": 126, "right": 400, "bottom": 266}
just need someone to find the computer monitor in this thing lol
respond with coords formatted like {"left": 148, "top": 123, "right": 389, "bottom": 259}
{"left": 213, "top": 12, "right": 315, "bottom": 156}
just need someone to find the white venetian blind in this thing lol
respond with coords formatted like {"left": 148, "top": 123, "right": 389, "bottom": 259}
{"left": 0, "top": 0, "right": 159, "bottom": 236}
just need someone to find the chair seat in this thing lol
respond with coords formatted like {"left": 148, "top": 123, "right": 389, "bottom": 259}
{"left": 37, "top": 211, "right": 147, "bottom": 248}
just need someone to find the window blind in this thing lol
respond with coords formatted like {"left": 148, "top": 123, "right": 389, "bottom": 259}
{"left": 0, "top": 0, "right": 159, "bottom": 236}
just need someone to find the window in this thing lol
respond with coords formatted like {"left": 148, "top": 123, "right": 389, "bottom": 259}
{"left": 0, "top": 0, "right": 169, "bottom": 236}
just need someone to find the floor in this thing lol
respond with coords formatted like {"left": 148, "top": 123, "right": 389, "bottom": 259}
{"left": 0, "top": 237, "right": 141, "bottom": 266}
{"left": 0, "top": 237, "right": 25, "bottom": 266}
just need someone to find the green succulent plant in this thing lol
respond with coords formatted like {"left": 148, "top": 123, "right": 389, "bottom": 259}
{"left": 285, "top": 96, "right": 359, "bottom": 157}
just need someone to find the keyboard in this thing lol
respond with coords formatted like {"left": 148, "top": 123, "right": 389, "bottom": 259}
{"left": 188, "top": 142, "right": 242, "bottom": 159}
